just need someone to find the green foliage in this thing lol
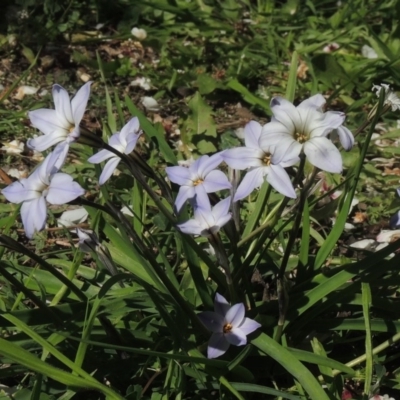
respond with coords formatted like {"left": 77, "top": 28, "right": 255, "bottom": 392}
{"left": 3, "top": 1, "right": 400, "bottom": 399}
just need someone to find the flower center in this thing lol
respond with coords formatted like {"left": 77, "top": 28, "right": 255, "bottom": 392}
{"left": 68, "top": 125, "right": 76, "bottom": 134}
{"left": 223, "top": 323, "right": 233, "bottom": 334}
{"left": 295, "top": 131, "right": 307, "bottom": 144}
{"left": 262, "top": 153, "right": 272, "bottom": 166}
{"left": 193, "top": 178, "right": 204, "bottom": 186}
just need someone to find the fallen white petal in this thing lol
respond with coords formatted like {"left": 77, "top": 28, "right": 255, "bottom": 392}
{"left": 141, "top": 96, "right": 159, "bottom": 111}
{"left": 1, "top": 140, "right": 24, "bottom": 154}
{"left": 131, "top": 27, "right": 147, "bottom": 40}
{"left": 57, "top": 208, "right": 89, "bottom": 227}
{"left": 376, "top": 229, "right": 400, "bottom": 243}
{"left": 350, "top": 239, "right": 375, "bottom": 250}
{"left": 14, "top": 85, "right": 39, "bottom": 100}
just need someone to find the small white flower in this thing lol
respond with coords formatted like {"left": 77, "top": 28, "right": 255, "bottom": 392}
{"left": 198, "top": 293, "right": 261, "bottom": 359}
{"left": 372, "top": 84, "right": 400, "bottom": 111}
{"left": 27, "top": 82, "right": 92, "bottom": 168}
{"left": 222, "top": 121, "right": 297, "bottom": 200}
{"left": 178, "top": 196, "right": 232, "bottom": 236}
{"left": 131, "top": 27, "right": 147, "bottom": 40}
{"left": 88, "top": 117, "right": 142, "bottom": 185}
{"left": 260, "top": 94, "right": 354, "bottom": 173}
{"left": 2, "top": 153, "right": 85, "bottom": 238}
{"left": 362, "top": 45, "right": 378, "bottom": 59}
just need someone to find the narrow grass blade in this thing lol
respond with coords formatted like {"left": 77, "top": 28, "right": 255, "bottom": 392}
{"left": 0, "top": 337, "right": 124, "bottom": 399}
{"left": 362, "top": 282, "right": 373, "bottom": 397}
{"left": 252, "top": 333, "right": 330, "bottom": 400}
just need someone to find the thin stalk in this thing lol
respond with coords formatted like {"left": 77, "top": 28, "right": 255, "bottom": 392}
{"left": 209, "top": 232, "right": 235, "bottom": 302}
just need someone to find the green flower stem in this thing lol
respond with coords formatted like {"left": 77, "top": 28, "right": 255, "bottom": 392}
{"left": 209, "top": 232, "right": 236, "bottom": 302}
{"left": 50, "top": 252, "right": 85, "bottom": 306}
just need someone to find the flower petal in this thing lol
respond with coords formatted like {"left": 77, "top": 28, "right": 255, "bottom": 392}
{"left": 244, "top": 120, "right": 262, "bottom": 149}
{"left": 2, "top": 180, "right": 40, "bottom": 203}
{"left": 304, "top": 137, "right": 343, "bottom": 173}
{"left": 207, "top": 333, "right": 230, "bottom": 359}
{"left": 29, "top": 109, "right": 64, "bottom": 134}
{"left": 166, "top": 166, "right": 191, "bottom": 186}
{"left": 119, "top": 117, "right": 140, "bottom": 144}
{"left": 47, "top": 173, "right": 85, "bottom": 204}
{"left": 222, "top": 148, "right": 264, "bottom": 169}
{"left": 237, "top": 317, "right": 262, "bottom": 335}
{"left": 178, "top": 219, "right": 204, "bottom": 235}
{"left": 270, "top": 97, "right": 302, "bottom": 133}
{"left": 194, "top": 153, "right": 223, "bottom": 177}
{"left": 88, "top": 149, "right": 115, "bottom": 164}
{"left": 225, "top": 303, "right": 245, "bottom": 328}
{"left": 21, "top": 197, "right": 47, "bottom": 238}
{"left": 309, "top": 111, "right": 345, "bottom": 138}
{"left": 202, "top": 170, "right": 231, "bottom": 193}
{"left": 175, "top": 185, "right": 195, "bottom": 212}
{"left": 48, "top": 142, "right": 70, "bottom": 172}
{"left": 233, "top": 168, "right": 264, "bottom": 201}
{"left": 52, "top": 84, "right": 74, "bottom": 126}
{"left": 212, "top": 196, "right": 231, "bottom": 226}
{"left": 335, "top": 126, "right": 354, "bottom": 151}
{"left": 27, "top": 132, "right": 67, "bottom": 152}
{"left": 214, "top": 293, "right": 231, "bottom": 317}
{"left": 298, "top": 94, "right": 326, "bottom": 111}
{"left": 71, "top": 81, "right": 91, "bottom": 124}
{"left": 99, "top": 157, "right": 121, "bottom": 185}
{"left": 198, "top": 311, "right": 225, "bottom": 333}
{"left": 225, "top": 327, "right": 247, "bottom": 346}
{"left": 267, "top": 165, "right": 296, "bottom": 198}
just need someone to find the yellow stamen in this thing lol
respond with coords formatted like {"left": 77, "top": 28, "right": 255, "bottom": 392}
{"left": 295, "top": 132, "right": 307, "bottom": 143}
{"left": 223, "top": 323, "right": 233, "bottom": 334}
{"left": 262, "top": 153, "right": 272, "bottom": 166}
{"left": 193, "top": 178, "right": 204, "bottom": 186}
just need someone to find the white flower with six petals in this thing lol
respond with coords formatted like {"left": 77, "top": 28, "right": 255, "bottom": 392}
{"left": 2, "top": 153, "right": 85, "bottom": 238}
{"left": 222, "top": 120, "right": 297, "bottom": 200}
{"left": 27, "top": 82, "right": 92, "bottom": 168}
{"left": 260, "top": 94, "right": 354, "bottom": 173}
{"left": 198, "top": 293, "right": 261, "bottom": 359}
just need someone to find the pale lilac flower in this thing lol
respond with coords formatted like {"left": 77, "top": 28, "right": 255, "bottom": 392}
{"left": 2, "top": 153, "right": 85, "bottom": 238}
{"left": 222, "top": 121, "right": 296, "bottom": 200}
{"left": 178, "top": 196, "right": 231, "bottom": 236}
{"left": 88, "top": 117, "right": 141, "bottom": 185}
{"left": 27, "top": 82, "right": 92, "bottom": 167}
{"left": 260, "top": 94, "right": 354, "bottom": 173}
{"left": 372, "top": 84, "right": 400, "bottom": 112}
{"left": 198, "top": 293, "right": 261, "bottom": 359}
{"left": 369, "top": 395, "right": 395, "bottom": 400}
{"left": 76, "top": 228, "right": 100, "bottom": 253}
{"left": 166, "top": 154, "right": 231, "bottom": 212}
